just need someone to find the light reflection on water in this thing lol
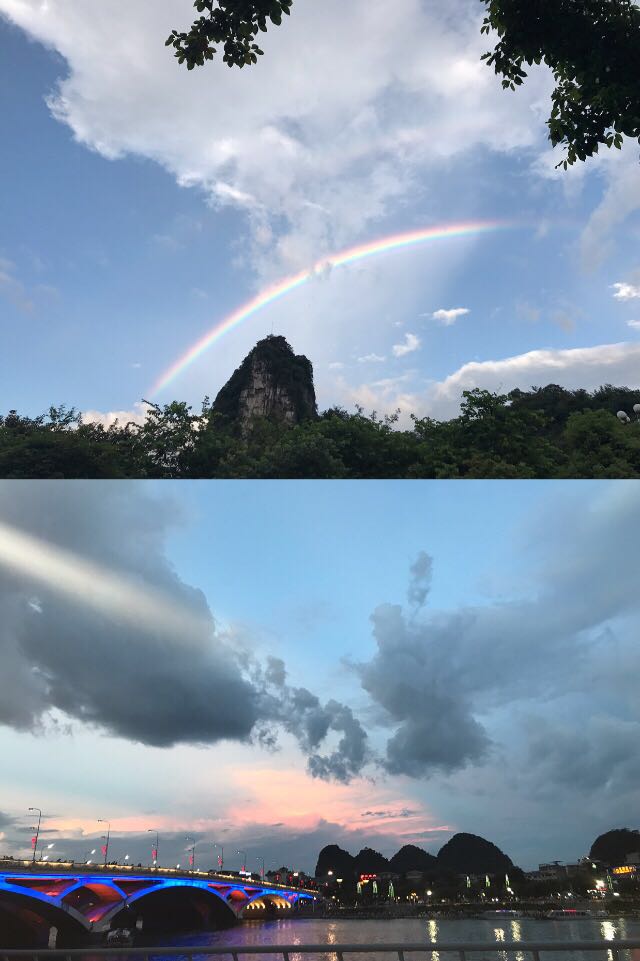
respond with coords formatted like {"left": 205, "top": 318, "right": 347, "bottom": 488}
{"left": 510, "top": 920, "right": 525, "bottom": 961}
{"left": 140, "top": 917, "right": 640, "bottom": 961}
{"left": 601, "top": 920, "right": 616, "bottom": 961}
{"left": 428, "top": 918, "right": 439, "bottom": 961}
{"left": 493, "top": 926, "right": 507, "bottom": 961}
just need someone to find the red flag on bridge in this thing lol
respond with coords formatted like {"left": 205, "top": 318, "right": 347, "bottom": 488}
{"left": 31, "top": 836, "right": 37, "bottom": 849}
{"left": 152, "top": 848, "right": 157, "bottom": 861}
{"left": 189, "top": 854, "right": 194, "bottom": 866}
{"left": 101, "top": 845, "right": 107, "bottom": 856}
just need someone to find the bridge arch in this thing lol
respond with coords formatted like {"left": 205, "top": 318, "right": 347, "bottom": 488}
{"left": 0, "top": 872, "right": 317, "bottom": 944}
{"left": 239, "top": 892, "right": 292, "bottom": 919}
{"left": 0, "top": 890, "right": 89, "bottom": 947}
{"left": 99, "top": 881, "right": 237, "bottom": 933}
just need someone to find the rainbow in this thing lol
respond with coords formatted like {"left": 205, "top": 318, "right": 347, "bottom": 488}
{"left": 151, "top": 220, "right": 509, "bottom": 395}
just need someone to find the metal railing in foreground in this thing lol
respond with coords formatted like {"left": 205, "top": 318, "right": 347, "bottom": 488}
{"left": 2, "top": 942, "right": 640, "bottom": 961}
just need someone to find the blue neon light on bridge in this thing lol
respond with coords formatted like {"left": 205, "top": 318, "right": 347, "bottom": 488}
{"left": 0, "top": 869, "right": 317, "bottom": 934}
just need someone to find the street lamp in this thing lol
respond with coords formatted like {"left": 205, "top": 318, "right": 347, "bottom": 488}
{"left": 148, "top": 829, "right": 159, "bottom": 868}
{"left": 237, "top": 849, "right": 247, "bottom": 873}
{"left": 186, "top": 836, "right": 196, "bottom": 871}
{"left": 256, "top": 856, "right": 265, "bottom": 880}
{"left": 98, "top": 820, "right": 110, "bottom": 867}
{"left": 214, "top": 843, "right": 224, "bottom": 871}
{"left": 28, "top": 807, "right": 42, "bottom": 865}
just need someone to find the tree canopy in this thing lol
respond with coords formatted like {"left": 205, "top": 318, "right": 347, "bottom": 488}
{"left": 2, "top": 384, "right": 639, "bottom": 479}
{"left": 168, "top": 0, "right": 640, "bottom": 167}
{"left": 481, "top": 0, "right": 640, "bottom": 167}
{"left": 166, "top": 0, "right": 292, "bottom": 69}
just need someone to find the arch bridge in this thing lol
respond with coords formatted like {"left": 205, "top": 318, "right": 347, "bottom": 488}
{"left": 0, "top": 870, "right": 317, "bottom": 944}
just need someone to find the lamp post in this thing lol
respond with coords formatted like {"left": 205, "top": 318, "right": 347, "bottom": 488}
{"left": 186, "top": 836, "right": 196, "bottom": 871}
{"left": 237, "top": 849, "right": 247, "bottom": 873}
{"left": 148, "top": 829, "right": 159, "bottom": 868}
{"left": 256, "top": 856, "right": 265, "bottom": 880}
{"left": 214, "top": 843, "right": 224, "bottom": 871}
{"left": 98, "top": 820, "right": 110, "bottom": 867}
{"left": 28, "top": 807, "right": 41, "bottom": 865}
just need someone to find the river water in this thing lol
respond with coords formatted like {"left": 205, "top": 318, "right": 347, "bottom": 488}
{"left": 149, "top": 916, "right": 640, "bottom": 961}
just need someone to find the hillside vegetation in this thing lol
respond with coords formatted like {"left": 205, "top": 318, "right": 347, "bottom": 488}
{"left": 1, "top": 384, "right": 639, "bottom": 478}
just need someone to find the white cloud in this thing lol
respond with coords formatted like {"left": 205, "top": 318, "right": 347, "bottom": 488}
{"left": 580, "top": 149, "right": 640, "bottom": 270}
{"left": 82, "top": 402, "right": 149, "bottom": 428}
{"left": 0, "top": 0, "right": 552, "bottom": 282}
{"left": 432, "top": 307, "right": 470, "bottom": 325}
{"left": 392, "top": 333, "right": 421, "bottom": 357}
{"left": 357, "top": 353, "right": 386, "bottom": 363}
{"left": 345, "top": 342, "right": 640, "bottom": 423}
{"left": 328, "top": 361, "right": 345, "bottom": 370}
{"left": 612, "top": 282, "right": 640, "bottom": 301}
{"left": 426, "top": 342, "right": 640, "bottom": 417}
{"left": 628, "top": 320, "right": 640, "bottom": 330}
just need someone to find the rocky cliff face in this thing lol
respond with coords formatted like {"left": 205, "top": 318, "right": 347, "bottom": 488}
{"left": 213, "top": 335, "right": 317, "bottom": 431}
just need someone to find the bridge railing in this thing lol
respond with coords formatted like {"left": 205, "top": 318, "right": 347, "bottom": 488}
{"left": 2, "top": 941, "right": 640, "bottom": 961}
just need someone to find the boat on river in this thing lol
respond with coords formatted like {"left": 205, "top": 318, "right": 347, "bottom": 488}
{"left": 547, "top": 909, "right": 592, "bottom": 919}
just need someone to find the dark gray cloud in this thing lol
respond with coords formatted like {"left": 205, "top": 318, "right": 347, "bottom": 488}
{"left": 355, "top": 484, "right": 640, "bottom": 784}
{"left": 361, "top": 809, "right": 417, "bottom": 819}
{"left": 1, "top": 481, "right": 639, "bottom": 808}
{"left": 0, "top": 484, "right": 258, "bottom": 747}
{"left": 257, "top": 656, "right": 368, "bottom": 783}
{"left": 0, "top": 811, "right": 16, "bottom": 830}
{"left": 357, "top": 603, "right": 491, "bottom": 776}
{"left": 526, "top": 714, "right": 640, "bottom": 793}
{"left": 0, "top": 483, "right": 366, "bottom": 781}
{"left": 407, "top": 551, "right": 432, "bottom": 610}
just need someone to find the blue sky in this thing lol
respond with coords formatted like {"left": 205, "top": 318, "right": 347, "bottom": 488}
{"left": 1, "top": 479, "right": 639, "bottom": 871}
{"left": 1, "top": 0, "right": 640, "bottom": 424}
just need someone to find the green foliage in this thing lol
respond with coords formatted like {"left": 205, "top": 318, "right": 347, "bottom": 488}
{"left": 170, "top": 0, "right": 640, "bottom": 167}
{"left": 166, "top": 0, "right": 292, "bottom": 69}
{"left": 0, "top": 407, "right": 143, "bottom": 478}
{"left": 481, "top": 0, "right": 640, "bottom": 166}
{"left": 2, "top": 384, "right": 640, "bottom": 478}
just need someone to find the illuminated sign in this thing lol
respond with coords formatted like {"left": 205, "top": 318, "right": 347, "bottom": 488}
{"left": 612, "top": 866, "right": 636, "bottom": 875}
{"left": 359, "top": 874, "right": 377, "bottom": 881}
